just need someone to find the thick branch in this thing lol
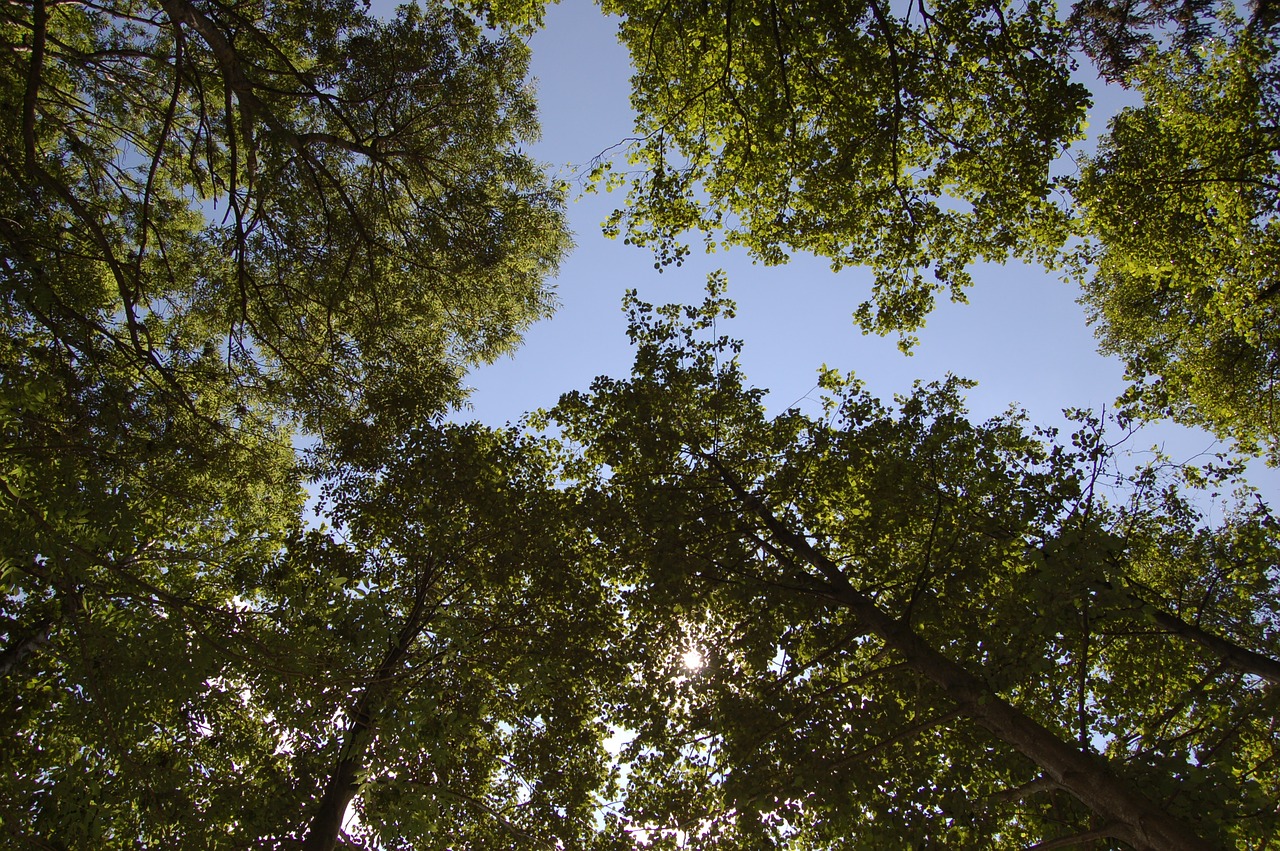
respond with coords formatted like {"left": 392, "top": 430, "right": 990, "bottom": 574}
{"left": 156, "top": 0, "right": 269, "bottom": 119}
{"left": 1144, "top": 602, "right": 1280, "bottom": 686}
{"left": 23, "top": 0, "right": 47, "bottom": 170}
{"left": 986, "top": 774, "right": 1058, "bottom": 805}
{"left": 1102, "top": 567, "right": 1280, "bottom": 685}
{"left": 706, "top": 457, "right": 1214, "bottom": 851}
{"left": 300, "top": 560, "right": 437, "bottom": 851}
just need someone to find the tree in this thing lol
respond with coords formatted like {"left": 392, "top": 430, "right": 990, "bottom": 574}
{"left": 1067, "top": 0, "right": 1279, "bottom": 82}
{"left": 5, "top": 0, "right": 1278, "bottom": 847}
{"left": 589, "top": 0, "right": 1090, "bottom": 342}
{"left": 570, "top": 0, "right": 1280, "bottom": 456}
{"left": 1074, "top": 13, "right": 1280, "bottom": 461}
{"left": 550, "top": 288, "right": 1280, "bottom": 849}
{"left": 2, "top": 423, "right": 622, "bottom": 849}
{"left": 0, "top": 292, "right": 306, "bottom": 845}
{"left": 1068, "top": 0, "right": 1221, "bottom": 82}
{"left": 0, "top": 0, "right": 569, "bottom": 451}
{"left": 0, "top": 0, "right": 585, "bottom": 845}
{"left": 0, "top": 0, "right": 571, "bottom": 712}
{"left": 282, "top": 426, "right": 621, "bottom": 851}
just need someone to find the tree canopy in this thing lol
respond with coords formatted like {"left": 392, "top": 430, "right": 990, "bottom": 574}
{"left": 0, "top": 0, "right": 569, "bottom": 451}
{"left": 593, "top": 0, "right": 1089, "bottom": 341}
{"left": 1, "top": 0, "right": 575, "bottom": 845}
{"left": 2, "top": 0, "right": 1279, "bottom": 848}
{"left": 548, "top": 288, "right": 1279, "bottom": 850}
{"left": 586, "top": 0, "right": 1280, "bottom": 455}
{"left": 1074, "top": 12, "right": 1280, "bottom": 461}
{"left": 3, "top": 421, "right": 622, "bottom": 848}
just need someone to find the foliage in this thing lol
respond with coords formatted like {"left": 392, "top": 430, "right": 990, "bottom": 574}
{"left": 275, "top": 425, "right": 621, "bottom": 850}
{"left": 550, "top": 289, "right": 1280, "bottom": 849}
{"left": 3, "top": 0, "right": 1280, "bottom": 847}
{"left": 0, "top": 0, "right": 582, "bottom": 846}
{"left": 2, "top": 422, "right": 623, "bottom": 849}
{"left": 570, "top": 0, "right": 1280, "bottom": 455}
{"left": 1068, "top": 0, "right": 1224, "bottom": 81}
{"left": 589, "top": 0, "right": 1089, "bottom": 343}
{"left": 0, "top": 311, "right": 303, "bottom": 846}
{"left": 1074, "top": 16, "right": 1280, "bottom": 461}
{"left": 0, "top": 0, "right": 569, "bottom": 452}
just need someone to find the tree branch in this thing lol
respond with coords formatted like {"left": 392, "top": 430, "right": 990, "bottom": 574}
{"left": 986, "top": 774, "right": 1058, "bottom": 805}
{"left": 1116, "top": 576, "right": 1280, "bottom": 686}
{"left": 300, "top": 558, "right": 439, "bottom": 851}
{"left": 23, "top": 0, "right": 47, "bottom": 171}
{"left": 702, "top": 453, "right": 1215, "bottom": 851}
{"left": 1026, "top": 826, "right": 1122, "bottom": 850}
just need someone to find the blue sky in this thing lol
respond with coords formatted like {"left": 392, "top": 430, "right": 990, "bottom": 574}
{"left": 454, "top": 0, "right": 1270, "bottom": 496}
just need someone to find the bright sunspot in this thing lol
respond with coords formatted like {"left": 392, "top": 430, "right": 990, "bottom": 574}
{"left": 681, "top": 649, "right": 704, "bottom": 671}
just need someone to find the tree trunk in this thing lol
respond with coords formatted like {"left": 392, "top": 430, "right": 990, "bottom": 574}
{"left": 713, "top": 460, "right": 1215, "bottom": 851}
{"left": 299, "top": 562, "right": 436, "bottom": 851}
{"left": 300, "top": 723, "right": 369, "bottom": 851}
